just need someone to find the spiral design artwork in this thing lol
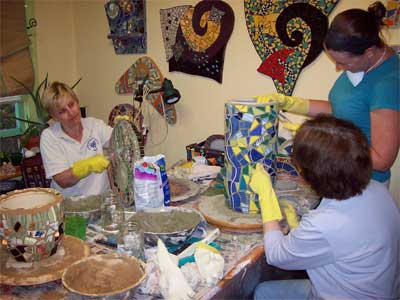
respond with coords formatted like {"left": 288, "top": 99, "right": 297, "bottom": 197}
{"left": 160, "top": 0, "right": 234, "bottom": 83}
{"left": 276, "top": 3, "right": 328, "bottom": 69}
{"left": 244, "top": 0, "right": 339, "bottom": 95}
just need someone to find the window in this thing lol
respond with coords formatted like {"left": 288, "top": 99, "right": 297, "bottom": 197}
{"left": 0, "top": 96, "right": 25, "bottom": 138}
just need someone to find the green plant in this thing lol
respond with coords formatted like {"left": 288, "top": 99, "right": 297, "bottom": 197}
{"left": 1, "top": 74, "right": 81, "bottom": 149}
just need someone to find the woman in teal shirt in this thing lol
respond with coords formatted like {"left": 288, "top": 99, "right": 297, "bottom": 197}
{"left": 261, "top": 1, "right": 399, "bottom": 185}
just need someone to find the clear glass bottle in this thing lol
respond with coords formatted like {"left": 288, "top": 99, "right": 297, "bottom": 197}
{"left": 117, "top": 220, "right": 145, "bottom": 261}
{"left": 101, "top": 190, "right": 125, "bottom": 237}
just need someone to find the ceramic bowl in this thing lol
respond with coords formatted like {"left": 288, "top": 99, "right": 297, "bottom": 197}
{"left": 62, "top": 253, "right": 146, "bottom": 297}
{"left": 63, "top": 195, "right": 102, "bottom": 224}
{"left": 128, "top": 206, "right": 203, "bottom": 246}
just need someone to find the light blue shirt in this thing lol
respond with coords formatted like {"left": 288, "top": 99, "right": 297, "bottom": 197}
{"left": 264, "top": 181, "right": 400, "bottom": 299}
{"left": 329, "top": 53, "right": 400, "bottom": 182}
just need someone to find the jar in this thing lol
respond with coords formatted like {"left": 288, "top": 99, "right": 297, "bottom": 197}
{"left": 101, "top": 190, "right": 125, "bottom": 235}
{"left": 117, "top": 220, "right": 145, "bottom": 261}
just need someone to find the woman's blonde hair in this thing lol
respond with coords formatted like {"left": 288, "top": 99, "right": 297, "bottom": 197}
{"left": 42, "top": 82, "right": 79, "bottom": 115}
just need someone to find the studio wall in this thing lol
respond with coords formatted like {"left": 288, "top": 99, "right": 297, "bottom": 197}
{"left": 34, "top": 0, "right": 400, "bottom": 204}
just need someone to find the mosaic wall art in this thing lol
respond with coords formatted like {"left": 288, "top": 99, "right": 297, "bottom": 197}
{"left": 385, "top": 0, "right": 400, "bottom": 28}
{"left": 105, "top": 0, "right": 146, "bottom": 54}
{"left": 115, "top": 56, "right": 177, "bottom": 125}
{"left": 224, "top": 100, "right": 279, "bottom": 214}
{"left": 244, "top": 0, "right": 339, "bottom": 95}
{"left": 160, "top": 0, "right": 234, "bottom": 83}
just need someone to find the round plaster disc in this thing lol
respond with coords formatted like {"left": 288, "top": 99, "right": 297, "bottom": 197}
{"left": 109, "top": 119, "right": 143, "bottom": 207}
{"left": 0, "top": 235, "right": 90, "bottom": 286}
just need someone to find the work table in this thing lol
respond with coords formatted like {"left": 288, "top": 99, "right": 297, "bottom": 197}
{"left": 0, "top": 174, "right": 317, "bottom": 300}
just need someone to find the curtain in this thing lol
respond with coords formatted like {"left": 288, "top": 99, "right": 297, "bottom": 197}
{"left": 0, "top": 0, "right": 34, "bottom": 97}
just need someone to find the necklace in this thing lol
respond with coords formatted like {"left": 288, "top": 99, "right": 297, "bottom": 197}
{"left": 366, "top": 46, "right": 387, "bottom": 73}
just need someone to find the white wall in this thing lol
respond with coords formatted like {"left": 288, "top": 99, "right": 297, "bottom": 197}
{"left": 35, "top": 0, "right": 400, "bottom": 204}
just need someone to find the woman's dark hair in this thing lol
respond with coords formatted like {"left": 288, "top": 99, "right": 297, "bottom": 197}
{"left": 292, "top": 114, "right": 372, "bottom": 200}
{"left": 324, "top": 1, "right": 386, "bottom": 55}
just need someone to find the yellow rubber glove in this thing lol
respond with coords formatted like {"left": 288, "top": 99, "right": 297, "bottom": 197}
{"left": 249, "top": 163, "right": 283, "bottom": 223}
{"left": 114, "top": 115, "right": 131, "bottom": 123}
{"left": 257, "top": 92, "right": 310, "bottom": 115}
{"left": 72, "top": 155, "right": 110, "bottom": 179}
{"left": 280, "top": 200, "right": 299, "bottom": 229}
{"left": 281, "top": 121, "right": 301, "bottom": 135}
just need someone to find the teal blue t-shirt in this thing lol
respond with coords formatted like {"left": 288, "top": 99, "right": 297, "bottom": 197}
{"left": 329, "top": 53, "right": 400, "bottom": 182}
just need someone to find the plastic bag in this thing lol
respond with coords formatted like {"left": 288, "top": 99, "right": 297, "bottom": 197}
{"left": 146, "top": 154, "right": 171, "bottom": 206}
{"left": 134, "top": 154, "right": 171, "bottom": 210}
{"left": 134, "top": 160, "right": 164, "bottom": 211}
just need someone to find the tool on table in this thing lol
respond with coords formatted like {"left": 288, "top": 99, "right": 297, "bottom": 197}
{"left": 177, "top": 228, "right": 220, "bottom": 260}
{"left": 94, "top": 239, "right": 117, "bottom": 248}
{"left": 278, "top": 112, "right": 293, "bottom": 123}
{"left": 279, "top": 112, "right": 301, "bottom": 133}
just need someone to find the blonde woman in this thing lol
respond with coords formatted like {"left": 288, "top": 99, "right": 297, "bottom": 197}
{"left": 40, "top": 82, "right": 112, "bottom": 196}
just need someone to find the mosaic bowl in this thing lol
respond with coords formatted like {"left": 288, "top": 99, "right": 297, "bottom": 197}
{"left": 62, "top": 253, "right": 146, "bottom": 297}
{"left": 63, "top": 195, "right": 102, "bottom": 224}
{"left": 128, "top": 207, "right": 203, "bottom": 246}
{"left": 0, "top": 188, "right": 64, "bottom": 262}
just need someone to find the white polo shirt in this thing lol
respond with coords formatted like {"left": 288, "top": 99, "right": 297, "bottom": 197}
{"left": 40, "top": 117, "right": 113, "bottom": 197}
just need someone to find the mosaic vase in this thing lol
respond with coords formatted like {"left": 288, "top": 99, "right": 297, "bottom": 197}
{"left": 224, "top": 99, "right": 278, "bottom": 214}
{"left": 0, "top": 188, "right": 64, "bottom": 262}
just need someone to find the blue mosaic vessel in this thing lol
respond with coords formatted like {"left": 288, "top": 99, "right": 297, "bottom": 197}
{"left": 224, "top": 99, "right": 278, "bottom": 214}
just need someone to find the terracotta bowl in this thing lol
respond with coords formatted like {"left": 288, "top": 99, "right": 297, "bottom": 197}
{"left": 62, "top": 253, "right": 146, "bottom": 297}
{"left": 128, "top": 207, "right": 203, "bottom": 246}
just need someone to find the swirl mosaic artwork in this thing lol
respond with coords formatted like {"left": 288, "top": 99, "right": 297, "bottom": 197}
{"left": 244, "top": 0, "right": 339, "bottom": 95}
{"left": 160, "top": 0, "right": 234, "bottom": 83}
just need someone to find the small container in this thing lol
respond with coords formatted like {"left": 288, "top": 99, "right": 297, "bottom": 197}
{"left": 117, "top": 220, "right": 145, "bottom": 261}
{"left": 101, "top": 190, "right": 125, "bottom": 244}
{"left": 65, "top": 215, "right": 86, "bottom": 241}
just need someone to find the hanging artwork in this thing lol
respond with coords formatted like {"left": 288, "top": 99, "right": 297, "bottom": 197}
{"left": 115, "top": 56, "right": 177, "bottom": 125}
{"left": 244, "top": 0, "right": 339, "bottom": 95}
{"left": 105, "top": 0, "right": 146, "bottom": 54}
{"left": 385, "top": 0, "right": 400, "bottom": 28}
{"left": 160, "top": 0, "right": 234, "bottom": 83}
